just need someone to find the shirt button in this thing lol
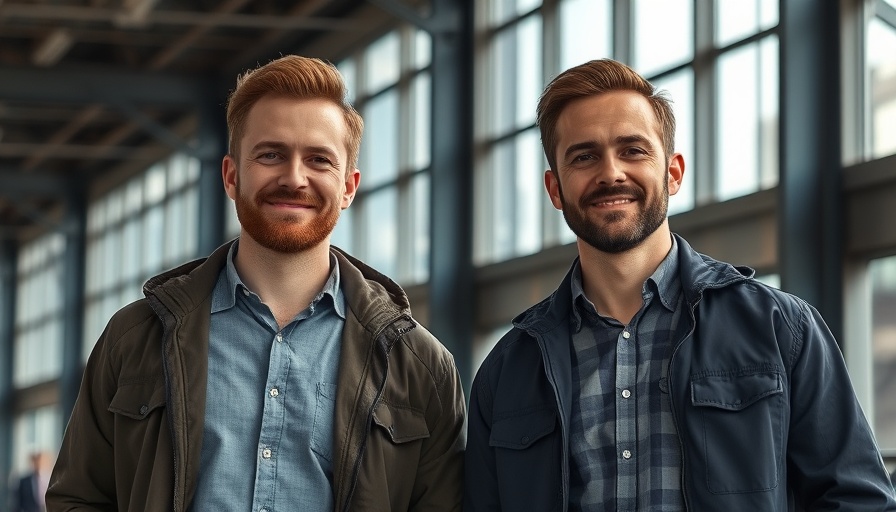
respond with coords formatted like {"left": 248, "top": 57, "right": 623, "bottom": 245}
{"left": 622, "top": 449, "right": 632, "bottom": 459}
{"left": 242, "top": 288, "right": 250, "bottom": 296}
{"left": 622, "top": 331, "right": 631, "bottom": 339}
{"left": 269, "top": 388, "right": 279, "bottom": 398}
{"left": 621, "top": 389, "right": 631, "bottom": 399}
{"left": 275, "top": 333, "right": 283, "bottom": 343}
{"left": 262, "top": 448, "right": 272, "bottom": 459}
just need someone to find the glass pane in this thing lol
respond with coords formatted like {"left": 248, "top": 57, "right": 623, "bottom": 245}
{"left": 488, "top": 14, "right": 543, "bottom": 137}
{"left": 559, "top": 0, "right": 611, "bottom": 70}
{"left": 412, "top": 73, "right": 432, "bottom": 171}
{"left": 410, "top": 173, "right": 430, "bottom": 282}
{"left": 654, "top": 68, "right": 695, "bottom": 214}
{"left": 330, "top": 207, "right": 353, "bottom": 253}
{"left": 716, "top": 0, "right": 779, "bottom": 47}
{"left": 716, "top": 37, "right": 778, "bottom": 201}
{"left": 515, "top": 129, "right": 544, "bottom": 256}
{"left": 868, "top": 17, "right": 896, "bottom": 159}
{"left": 633, "top": 0, "right": 693, "bottom": 77}
{"left": 360, "top": 89, "right": 399, "bottom": 189}
{"left": 364, "top": 31, "right": 400, "bottom": 94}
{"left": 871, "top": 255, "right": 896, "bottom": 450}
{"left": 338, "top": 58, "right": 357, "bottom": 104}
{"left": 491, "top": 0, "right": 541, "bottom": 27}
{"left": 414, "top": 29, "right": 432, "bottom": 69}
{"left": 11, "top": 405, "right": 61, "bottom": 476}
{"left": 144, "top": 165, "right": 166, "bottom": 205}
{"left": 363, "top": 188, "right": 398, "bottom": 278}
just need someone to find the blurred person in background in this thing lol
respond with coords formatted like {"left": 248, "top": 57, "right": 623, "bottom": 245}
{"left": 464, "top": 59, "right": 896, "bottom": 511}
{"left": 46, "top": 55, "right": 465, "bottom": 512}
{"left": 12, "top": 451, "right": 51, "bottom": 512}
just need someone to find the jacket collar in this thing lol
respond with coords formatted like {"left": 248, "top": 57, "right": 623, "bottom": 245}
{"left": 513, "top": 233, "right": 753, "bottom": 335}
{"left": 143, "top": 240, "right": 413, "bottom": 345}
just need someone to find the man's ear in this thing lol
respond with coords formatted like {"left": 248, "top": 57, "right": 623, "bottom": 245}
{"left": 341, "top": 168, "right": 361, "bottom": 209}
{"left": 222, "top": 155, "right": 238, "bottom": 200}
{"left": 667, "top": 153, "right": 685, "bottom": 196}
{"left": 544, "top": 169, "right": 563, "bottom": 210}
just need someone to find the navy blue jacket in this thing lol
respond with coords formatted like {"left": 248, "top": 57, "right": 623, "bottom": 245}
{"left": 465, "top": 234, "right": 896, "bottom": 511}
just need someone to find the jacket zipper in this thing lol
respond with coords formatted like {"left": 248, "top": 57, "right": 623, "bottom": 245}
{"left": 340, "top": 316, "right": 413, "bottom": 512}
{"left": 533, "top": 331, "right": 569, "bottom": 511}
{"left": 668, "top": 296, "right": 701, "bottom": 512}
{"left": 148, "top": 294, "right": 182, "bottom": 512}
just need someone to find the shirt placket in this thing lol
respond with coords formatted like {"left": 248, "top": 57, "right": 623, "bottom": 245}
{"left": 252, "top": 327, "right": 292, "bottom": 512}
{"left": 616, "top": 320, "right": 637, "bottom": 511}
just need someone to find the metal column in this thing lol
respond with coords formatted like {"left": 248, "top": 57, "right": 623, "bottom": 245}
{"left": 779, "top": 0, "right": 843, "bottom": 341}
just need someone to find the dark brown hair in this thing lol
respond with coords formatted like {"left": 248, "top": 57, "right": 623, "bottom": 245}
{"left": 226, "top": 55, "right": 363, "bottom": 169}
{"left": 536, "top": 59, "right": 675, "bottom": 171}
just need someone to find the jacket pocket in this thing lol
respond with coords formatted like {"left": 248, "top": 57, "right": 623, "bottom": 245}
{"left": 488, "top": 408, "right": 561, "bottom": 511}
{"left": 691, "top": 369, "right": 784, "bottom": 494}
{"left": 372, "top": 401, "right": 430, "bottom": 444}
{"left": 489, "top": 408, "right": 556, "bottom": 449}
{"left": 108, "top": 379, "right": 166, "bottom": 420}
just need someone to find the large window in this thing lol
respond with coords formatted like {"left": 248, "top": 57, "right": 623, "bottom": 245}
{"left": 14, "top": 232, "right": 65, "bottom": 388}
{"left": 331, "top": 27, "right": 432, "bottom": 284}
{"left": 871, "top": 255, "right": 896, "bottom": 451}
{"left": 474, "top": 0, "right": 779, "bottom": 264}
{"left": 82, "top": 153, "right": 200, "bottom": 359}
{"left": 868, "top": 0, "right": 896, "bottom": 159}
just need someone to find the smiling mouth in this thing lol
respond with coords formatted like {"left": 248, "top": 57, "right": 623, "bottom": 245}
{"left": 593, "top": 198, "right": 634, "bottom": 207}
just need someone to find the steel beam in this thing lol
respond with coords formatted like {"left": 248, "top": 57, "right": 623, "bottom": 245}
{"left": 779, "top": 0, "right": 843, "bottom": 340}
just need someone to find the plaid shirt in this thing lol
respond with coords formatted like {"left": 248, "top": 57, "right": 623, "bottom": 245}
{"left": 568, "top": 239, "right": 687, "bottom": 511}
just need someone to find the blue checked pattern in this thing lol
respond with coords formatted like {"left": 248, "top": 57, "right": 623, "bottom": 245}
{"left": 568, "top": 240, "right": 687, "bottom": 511}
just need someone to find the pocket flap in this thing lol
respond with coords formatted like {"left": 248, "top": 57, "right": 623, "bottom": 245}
{"left": 691, "top": 370, "right": 782, "bottom": 411}
{"left": 108, "top": 380, "right": 166, "bottom": 420}
{"left": 373, "top": 401, "right": 430, "bottom": 444}
{"left": 489, "top": 409, "right": 557, "bottom": 449}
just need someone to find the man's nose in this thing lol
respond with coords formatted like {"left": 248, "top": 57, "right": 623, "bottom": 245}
{"left": 278, "top": 157, "right": 310, "bottom": 188}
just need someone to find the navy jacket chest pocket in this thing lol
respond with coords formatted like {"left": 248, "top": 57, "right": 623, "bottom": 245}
{"left": 489, "top": 409, "right": 562, "bottom": 512}
{"left": 691, "top": 369, "right": 785, "bottom": 495}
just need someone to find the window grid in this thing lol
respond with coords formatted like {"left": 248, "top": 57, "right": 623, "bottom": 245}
{"left": 13, "top": 232, "right": 66, "bottom": 388}
{"left": 474, "top": 0, "right": 781, "bottom": 265}
{"left": 82, "top": 153, "right": 200, "bottom": 360}
{"left": 333, "top": 25, "right": 433, "bottom": 284}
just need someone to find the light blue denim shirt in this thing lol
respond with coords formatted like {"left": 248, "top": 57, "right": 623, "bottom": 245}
{"left": 192, "top": 241, "right": 345, "bottom": 512}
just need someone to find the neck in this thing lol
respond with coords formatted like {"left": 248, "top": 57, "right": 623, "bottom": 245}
{"left": 576, "top": 225, "right": 673, "bottom": 325}
{"left": 234, "top": 234, "right": 333, "bottom": 329}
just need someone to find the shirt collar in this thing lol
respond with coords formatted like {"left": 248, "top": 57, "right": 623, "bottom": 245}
{"left": 569, "top": 235, "right": 681, "bottom": 330}
{"left": 211, "top": 240, "right": 345, "bottom": 320}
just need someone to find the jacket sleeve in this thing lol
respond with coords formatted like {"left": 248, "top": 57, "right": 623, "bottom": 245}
{"left": 46, "top": 324, "right": 118, "bottom": 512}
{"left": 785, "top": 300, "right": 896, "bottom": 510}
{"left": 463, "top": 365, "right": 501, "bottom": 511}
{"left": 409, "top": 352, "right": 467, "bottom": 512}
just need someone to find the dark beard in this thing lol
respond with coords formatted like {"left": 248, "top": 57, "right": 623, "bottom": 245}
{"left": 235, "top": 185, "right": 340, "bottom": 253}
{"left": 559, "top": 180, "right": 668, "bottom": 254}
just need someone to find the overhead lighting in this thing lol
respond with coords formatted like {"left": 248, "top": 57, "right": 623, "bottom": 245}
{"left": 32, "top": 28, "right": 74, "bottom": 67}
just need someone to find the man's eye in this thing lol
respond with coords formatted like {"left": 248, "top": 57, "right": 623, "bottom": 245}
{"left": 573, "top": 153, "right": 594, "bottom": 162}
{"left": 256, "top": 152, "right": 281, "bottom": 162}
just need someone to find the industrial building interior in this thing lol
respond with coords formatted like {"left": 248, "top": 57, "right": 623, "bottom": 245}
{"left": 1, "top": 0, "right": 896, "bottom": 503}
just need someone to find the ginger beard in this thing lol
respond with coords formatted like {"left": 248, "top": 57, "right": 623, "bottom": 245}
{"left": 557, "top": 176, "right": 668, "bottom": 254}
{"left": 234, "top": 177, "right": 341, "bottom": 253}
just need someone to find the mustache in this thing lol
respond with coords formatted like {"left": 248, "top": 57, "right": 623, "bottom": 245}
{"left": 578, "top": 185, "right": 645, "bottom": 209}
{"left": 256, "top": 189, "right": 323, "bottom": 208}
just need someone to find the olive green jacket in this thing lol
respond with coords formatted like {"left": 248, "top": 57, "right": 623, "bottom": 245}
{"left": 47, "top": 240, "right": 465, "bottom": 511}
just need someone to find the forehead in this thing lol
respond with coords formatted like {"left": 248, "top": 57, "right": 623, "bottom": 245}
{"left": 242, "top": 95, "right": 348, "bottom": 153}
{"left": 555, "top": 90, "right": 662, "bottom": 147}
